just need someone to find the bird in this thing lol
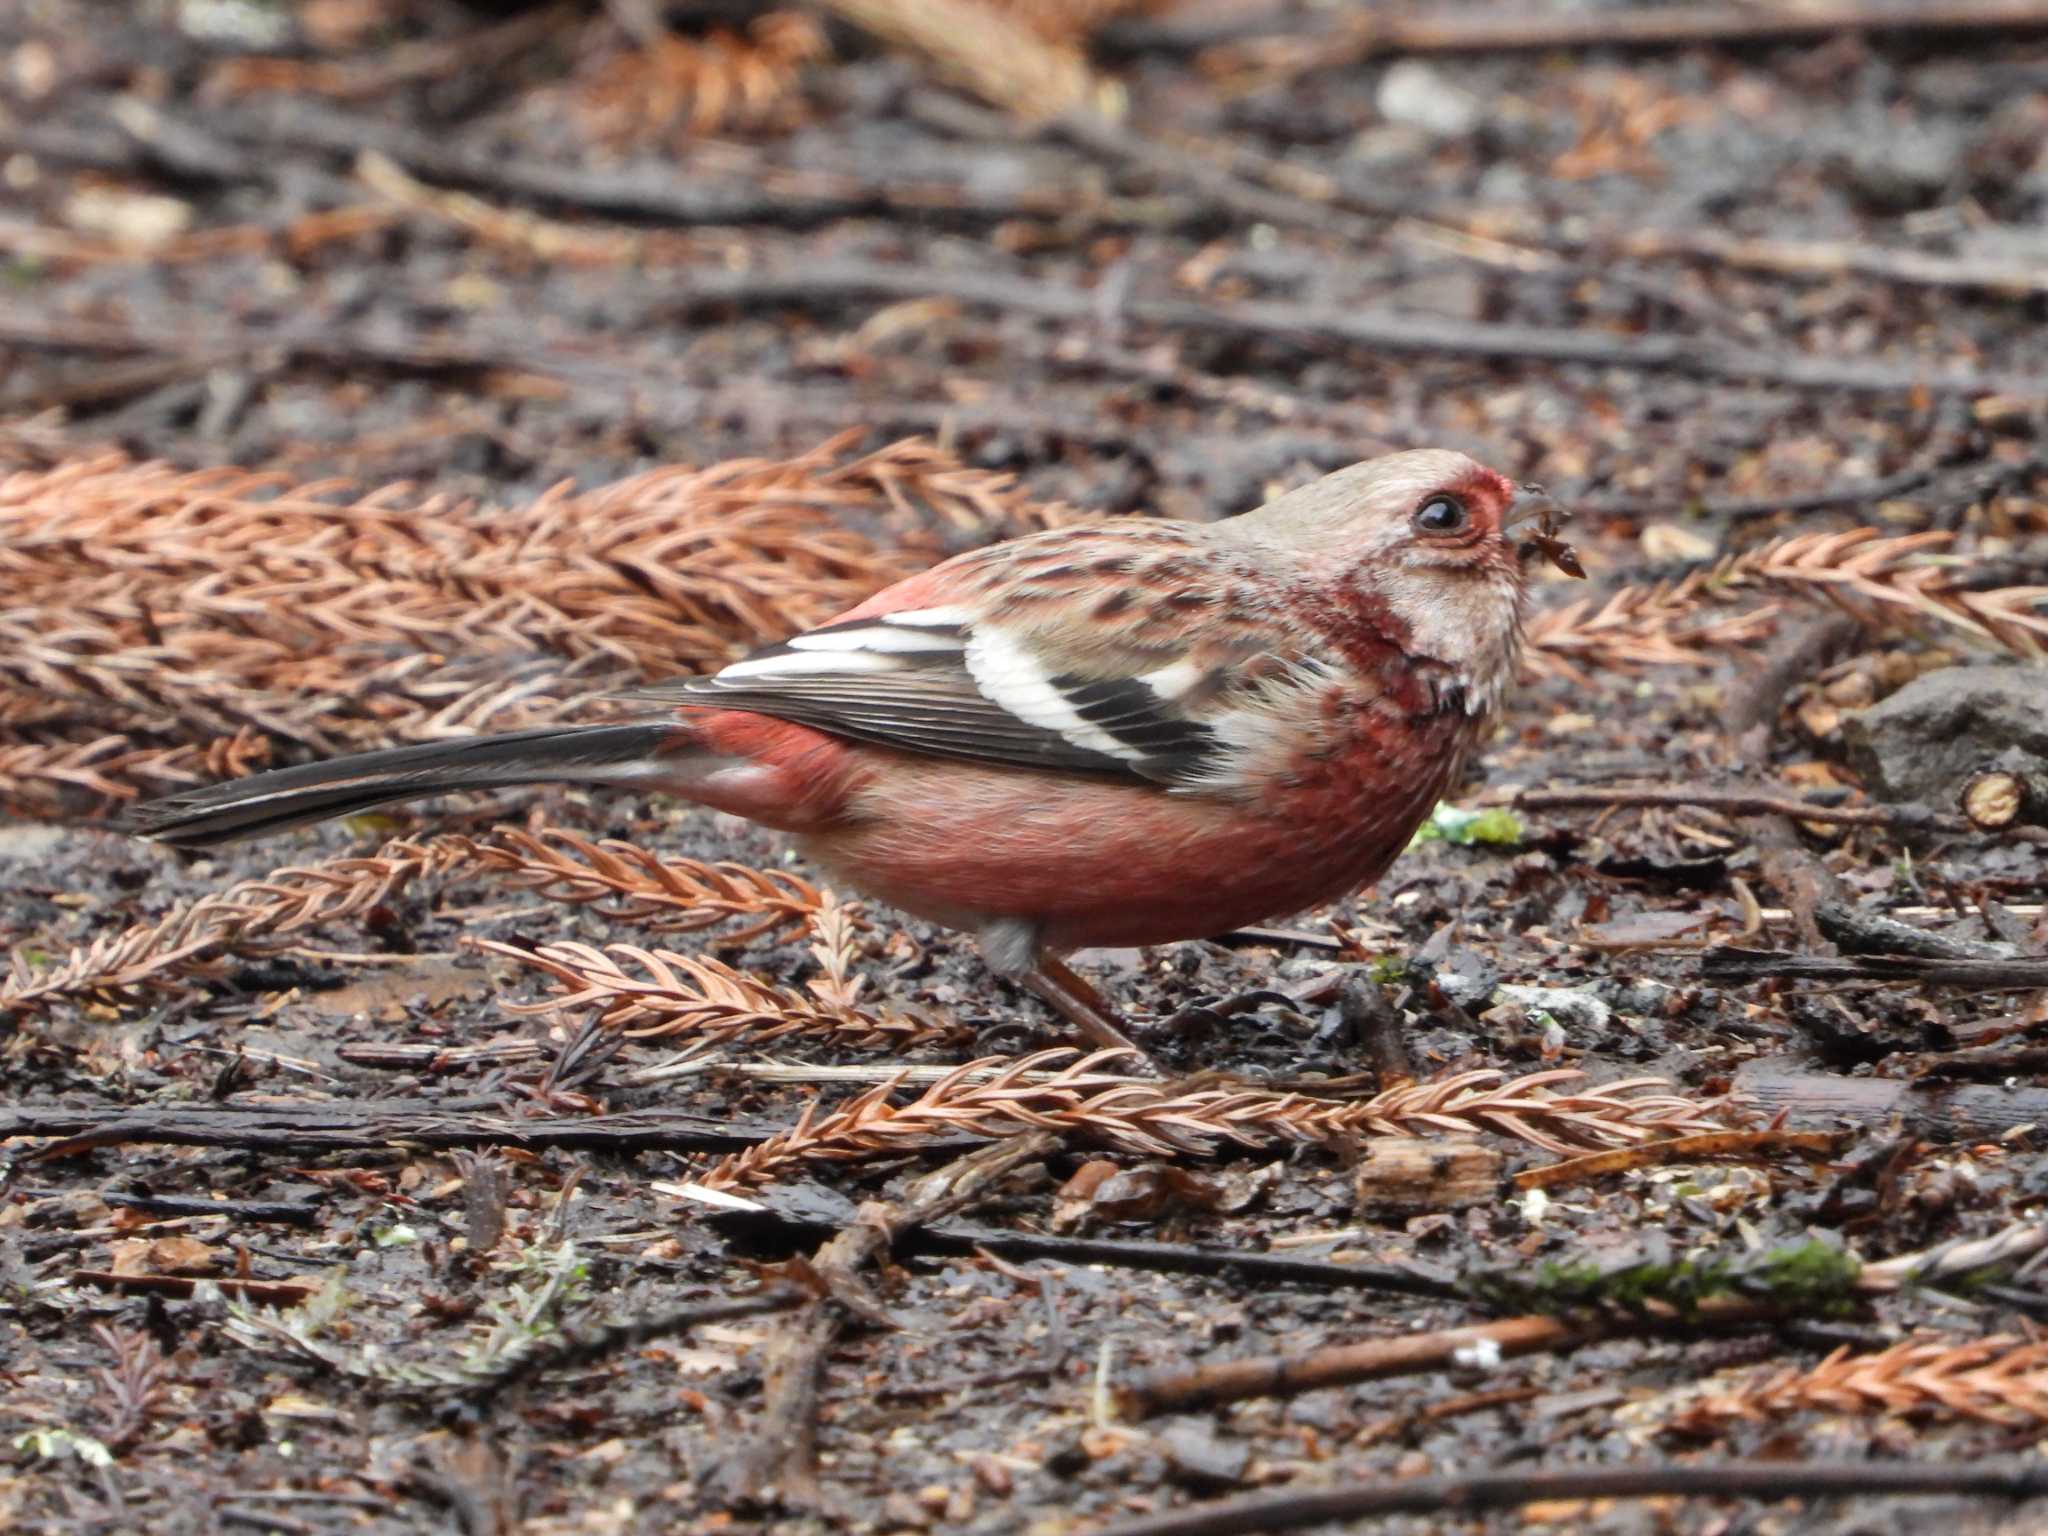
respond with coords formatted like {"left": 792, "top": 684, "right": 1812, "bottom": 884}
{"left": 129, "top": 449, "right": 1566, "bottom": 1055}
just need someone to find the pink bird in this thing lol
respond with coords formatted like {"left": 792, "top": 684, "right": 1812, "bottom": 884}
{"left": 132, "top": 450, "right": 1562, "bottom": 1052}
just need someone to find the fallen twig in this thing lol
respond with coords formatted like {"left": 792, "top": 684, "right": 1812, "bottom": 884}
{"left": 706, "top": 1203, "right": 1464, "bottom": 1299}
{"left": 1118, "top": 1220, "right": 2048, "bottom": 1417}
{"left": 9, "top": 264, "right": 2039, "bottom": 410}
{"left": 100, "top": 1191, "right": 321, "bottom": 1226}
{"left": 1704, "top": 948, "right": 2048, "bottom": 988}
{"left": 1515, "top": 783, "right": 1974, "bottom": 834}
{"left": 7, "top": 1099, "right": 769, "bottom": 1157}
{"left": 1511, "top": 1128, "right": 1849, "bottom": 1192}
{"left": 1151, "top": 0, "right": 2048, "bottom": 70}
{"left": 72, "top": 1271, "right": 321, "bottom": 1307}
{"left": 716, "top": 1132, "right": 1059, "bottom": 1508}
{"left": 1734, "top": 1058, "right": 2048, "bottom": 1140}
{"left": 1616, "top": 227, "right": 2048, "bottom": 301}
{"left": 1087, "top": 1458, "right": 2048, "bottom": 1536}
{"left": 1118, "top": 1309, "right": 1675, "bottom": 1418}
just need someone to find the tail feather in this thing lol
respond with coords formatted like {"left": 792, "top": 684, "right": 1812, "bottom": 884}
{"left": 125, "top": 722, "right": 685, "bottom": 847}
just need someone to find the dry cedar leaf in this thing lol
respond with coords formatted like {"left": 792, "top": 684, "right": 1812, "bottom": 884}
{"left": 701, "top": 1052, "right": 1722, "bottom": 1191}
{"left": 575, "top": 12, "right": 826, "bottom": 144}
{"left": 976, "top": 0, "right": 1170, "bottom": 44}
{"left": 480, "top": 937, "right": 964, "bottom": 1051}
{"left": 0, "top": 836, "right": 474, "bottom": 1016}
{"left": 1525, "top": 526, "right": 2048, "bottom": 678}
{"left": 0, "top": 434, "right": 1054, "bottom": 761}
{"left": 1669, "top": 1333, "right": 2048, "bottom": 1432}
{"left": 819, "top": 0, "right": 1111, "bottom": 120}
{"left": 454, "top": 826, "right": 822, "bottom": 941}
{"left": 0, "top": 730, "right": 272, "bottom": 819}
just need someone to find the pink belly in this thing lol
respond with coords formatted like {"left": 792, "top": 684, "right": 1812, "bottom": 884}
{"left": 800, "top": 749, "right": 1449, "bottom": 949}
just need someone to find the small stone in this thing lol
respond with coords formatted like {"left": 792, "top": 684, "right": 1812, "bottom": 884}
{"left": 1041, "top": 1429, "right": 1090, "bottom": 1477}
{"left": 1157, "top": 1420, "right": 1251, "bottom": 1490}
{"left": 1839, "top": 112, "right": 1965, "bottom": 211}
{"left": 971, "top": 1455, "right": 1013, "bottom": 1496}
{"left": 1375, "top": 60, "right": 1483, "bottom": 139}
{"left": 1841, "top": 665, "right": 2048, "bottom": 805}
{"left": 879, "top": 1492, "right": 930, "bottom": 1530}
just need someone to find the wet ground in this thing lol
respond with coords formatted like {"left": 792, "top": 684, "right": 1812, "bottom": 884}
{"left": 3, "top": 2, "right": 2048, "bottom": 1532}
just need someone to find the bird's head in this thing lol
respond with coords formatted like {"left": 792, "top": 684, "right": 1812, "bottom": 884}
{"left": 1238, "top": 448, "right": 1578, "bottom": 711}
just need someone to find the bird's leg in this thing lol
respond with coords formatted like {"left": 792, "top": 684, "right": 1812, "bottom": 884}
{"left": 976, "top": 920, "right": 1150, "bottom": 1063}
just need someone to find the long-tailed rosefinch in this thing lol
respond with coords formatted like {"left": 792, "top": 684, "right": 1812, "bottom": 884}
{"left": 132, "top": 450, "right": 1564, "bottom": 1051}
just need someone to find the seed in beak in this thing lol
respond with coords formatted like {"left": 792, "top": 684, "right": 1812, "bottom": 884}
{"left": 1508, "top": 483, "right": 1586, "bottom": 578}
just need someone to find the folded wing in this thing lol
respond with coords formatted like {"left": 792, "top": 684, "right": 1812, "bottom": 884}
{"left": 629, "top": 546, "right": 1324, "bottom": 789}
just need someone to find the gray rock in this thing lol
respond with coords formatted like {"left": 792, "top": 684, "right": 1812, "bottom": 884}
{"left": 1839, "top": 111, "right": 1966, "bottom": 211}
{"left": 1375, "top": 60, "right": 1483, "bottom": 139}
{"left": 0, "top": 824, "right": 72, "bottom": 865}
{"left": 1840, "top": 665, "right": 2048, "bottom": 805}
{"left": 1157, "top": 1420, "right": 1251, "bottom": 1490}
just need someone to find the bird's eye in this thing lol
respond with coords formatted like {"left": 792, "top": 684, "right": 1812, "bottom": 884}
{"left": 1414, "top": 494, "right": 1469, "bottom": 535}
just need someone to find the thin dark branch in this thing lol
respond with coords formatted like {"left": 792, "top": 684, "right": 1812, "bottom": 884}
{"left": 1583, "top": 462, "right": 1947, "bottom": 522}
{"left": 1517, "top": 784, "right": 1957, "bottom": 831}
{"left": 101, "top": 1191, "right": 321, "bottom": 1226}
{"left": 5, "top": 1100, "right": 772, "bottom": 1157}
{"left": 715, "top": 1133, "right": 1061, "bottom": 1510}
{"left": 9, "top": 259, "right": 2041, "bottom": 407}
{"left": 1089, "top": 1459, "right": 2048, "bottom": 1536}
{"left": 1102, "top": 1, "right": 2048, "bottom": 59}
{"left": 462, "top": 1287, "right": 810, "bottom": 1401}
{"left": 1517, "top": 784, "right": 2048, "bottom": 845}
{"left": 1704, "top": 948, "right": 2048, "bottom": 988}
{"left": 710, "top": 1206, "right": 1463, "bottom": 1299}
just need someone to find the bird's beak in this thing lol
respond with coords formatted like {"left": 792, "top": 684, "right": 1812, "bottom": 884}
{"left": 1502, "top": 483, "right": 1563, "bottom": 532}
{"left": 1505, "top": 482, "right": 1587, "bottom": 579}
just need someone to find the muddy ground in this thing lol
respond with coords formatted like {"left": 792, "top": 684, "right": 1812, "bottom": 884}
{"left": 3, "top": 2, "right": 2048, "bottom": 1533}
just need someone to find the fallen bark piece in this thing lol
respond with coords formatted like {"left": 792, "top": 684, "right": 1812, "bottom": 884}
{"left": 1353, "top": 1135, "right": 1504, "bottom": 1217}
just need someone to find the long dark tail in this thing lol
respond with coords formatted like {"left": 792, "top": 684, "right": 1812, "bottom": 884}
{"left": 125, "top": 722, "right": 686, "bottom": 848}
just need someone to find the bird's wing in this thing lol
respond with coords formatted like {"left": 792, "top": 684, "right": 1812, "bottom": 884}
{"left": 627, "top": 524, "right": 1326, "bottom": 789}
